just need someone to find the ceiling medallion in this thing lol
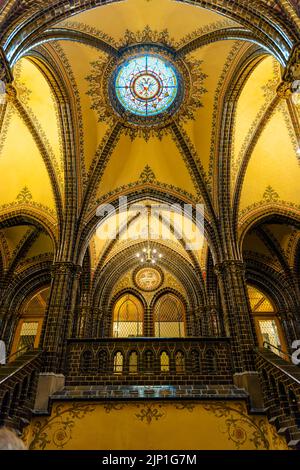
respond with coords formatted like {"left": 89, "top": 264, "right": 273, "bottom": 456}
{"left": 134, "top": 266, "right": 163, "bottom": 292}
{"left": 86, "top": 27, "right": 207, "bottom": 140}
{"left": 113, "top": 54, "right": 180, "bottom": 118}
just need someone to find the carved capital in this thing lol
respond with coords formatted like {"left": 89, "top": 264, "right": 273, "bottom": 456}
{"left": 51, "top": 262, "right": 82, "bottom": 278}
{"left": 214, "top": 260, "right": 245, "bottom": 277}
{"left": 278, "top": 43, "right": 300, "bottom": 100}
{"left": 276, "top": 81, "right": 292, "bottom": 99}
{"left": 5, "top": 83, "right": 17, "bottom": 101}
{"left": 283, "top": 43, "right": 300, "bottom": 83}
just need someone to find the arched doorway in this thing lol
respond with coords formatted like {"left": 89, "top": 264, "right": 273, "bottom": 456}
{"left": 247, "top": 285, "right": 287, "bottom": 356}
{"left": 112, "top": 293, "right": 144, "bottom": 338}
{"left": 153, "top": 293, "right": 186, "bottom": 338}
{"left": 11, "top": 286, "right": 50, "bottom": 358}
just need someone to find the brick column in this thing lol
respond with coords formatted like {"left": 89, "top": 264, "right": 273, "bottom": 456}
{"left": 199, "top": 306, "right": 210, "bottom": 336}
{"left": 76, "top": 292, "right": 94, "bottom": 338}
{"left": 214, "top": 260, "right": 256, "bottom": 372}
{"left": 215, "top": 260, "right": 264, "bottom": 409}
{"left": 0, "top": 278, "right": 12, "bottom": 340}
{"left": 40, "top": 262, "right": 81, "bottom": 373}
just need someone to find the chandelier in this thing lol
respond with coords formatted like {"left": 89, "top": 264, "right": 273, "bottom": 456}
{"left": 136, "top": 207, "right": 162, "bottom": 264}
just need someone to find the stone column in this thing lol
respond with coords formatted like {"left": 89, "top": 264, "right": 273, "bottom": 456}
{"left": 40, "top": 261, "right": 81, "bottom": 373}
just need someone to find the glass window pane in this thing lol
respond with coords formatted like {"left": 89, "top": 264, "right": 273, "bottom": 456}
{"left": 16, "top": 322, "right": 38, "bottom": 354}
{"left": 154, "top": 294, "right": 185, "bottom": 338}
{"left": 259, "top": 319, "right": 281, "bottom": 355}
{"left": 160, "top": 351, "right": 170, "bottom": 372}
{"left": 113, "top": 294, "right": 144, "bottom": 338}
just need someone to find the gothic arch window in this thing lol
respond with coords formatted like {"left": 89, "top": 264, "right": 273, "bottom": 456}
{"left": 113, "top": 351, "right": 124, "bottom": 374}
{"left": 128, "top": 351, "right": 138, "bottom": 375}
{"left": 175, "top": 351, "right": 185, "bottom": 373}
{"left": 98, "top": 350, "right": 108, "bottom": 373}
{"left": 247, "top": 285, "right": 287, "bottom": 357}
{"left": 190, "top": 349, "right": 201, "bottom": 373}
{"left": 80, "top": 350, "right": 93, "bottom": 373}
{"left": 112, "top": 293, "right": 144, "bottom": 338}
{"left": 11, "top": 286, "right": 50, "bottom": 358}
{"left": 160, "top": 351, "right": 170, "bottom": 372}
{"left": 154, "top": 293, "right": 186, "bottom": 338}
{"left": 205, "top": 349, "right": 217, "bottom": 374}
{"left": 144, "top": 350, "right": 154, "bottom": 373}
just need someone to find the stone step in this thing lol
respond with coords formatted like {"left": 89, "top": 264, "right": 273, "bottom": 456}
{"left": 288, "top": 439, "right": 300, "bottom": 450}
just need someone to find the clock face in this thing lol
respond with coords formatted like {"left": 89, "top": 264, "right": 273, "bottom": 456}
{"left": 134, "top": 267, "right": 163, "bottom": 291}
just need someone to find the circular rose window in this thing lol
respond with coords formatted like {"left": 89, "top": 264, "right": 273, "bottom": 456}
{"left": 113, "top": 54, "right": 180, "bottom": 117}
{"left": 134, "top": 267, "right": 163, "bottom": 292}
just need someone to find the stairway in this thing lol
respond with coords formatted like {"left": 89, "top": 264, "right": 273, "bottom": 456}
{"left": 0, "top": 349, "right": 43, "bottom": 432}
{"left": 0, "top": 350, "right": 41, "bottom": 381}
{"left": 256, "top": 347, "right": 300, "bottom": 450}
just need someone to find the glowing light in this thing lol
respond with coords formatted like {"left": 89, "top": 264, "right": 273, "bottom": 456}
{"left": 115, "top": 54, "right": 179, "bottom": 117}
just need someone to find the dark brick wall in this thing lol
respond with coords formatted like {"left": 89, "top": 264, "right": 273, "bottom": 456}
{"left": 65, "top": 337, "right": 233, "bottom": 386}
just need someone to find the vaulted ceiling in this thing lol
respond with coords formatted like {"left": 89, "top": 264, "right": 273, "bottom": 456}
{"left": 0, "top": 0, "right": 300, "bottom": 288}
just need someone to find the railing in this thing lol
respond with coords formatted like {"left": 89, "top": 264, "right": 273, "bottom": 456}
{"left": 256, "top": 347, "right": 300, "bottom": 449}
{"left": 0, "top": 349, "right": 43, "bottom": 432}
{"left": 66, "top": 337, "right": 233, "bottom": 385}
{"left": 263, "top": 341, "right": 292, "bottom": 362}
{"left": 6, "top": 342, "right": 35, "bottom": 364}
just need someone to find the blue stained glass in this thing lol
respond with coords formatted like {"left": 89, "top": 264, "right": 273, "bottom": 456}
{"left": 114, "top": 54, "right": 179, "bottom": 117}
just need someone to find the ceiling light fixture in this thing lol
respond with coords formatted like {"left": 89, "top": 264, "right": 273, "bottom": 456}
{"left": 136, "top": 207, "right": 162, "bottom": 264}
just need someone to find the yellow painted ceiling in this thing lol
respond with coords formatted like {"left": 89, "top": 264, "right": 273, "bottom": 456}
{"left": 182, "top": 40, "right": 244, "bottom": 181}
{"left": 240, "top": 104, "right": 300, "bottom": 211}
{"left": 46, "top": 40, "right": 112, "bottom": 175}
{"left": 0, "top": 0, "right": 299, "bottom": 276}
{"left": 57, "top": 0, "right": 239, "bottom": 44}
{"left": 96, "top": 133, "right": 198, "bottom": 201}
{"left": 90, "top": 202, "right": 205, "bottom": 273}
{"left": 232, "top": 56, "right": 281, "bottom": 186}
{"left": 243, "top": 231, "right": 274, "bottom": 260}
{"left": 0, "top": 225, "right": 54, "bottom": 275}
{"left": 13, "top": 58, "right": 64, "bottom": 188}
{"left": 25, "top": 232, "right": 54, "bottom": 259}
{"left": 0, "top": 104, "right": 56, "bottom": 211}
{"left": 0, "top": 226, "right": 31, "bottom": 257}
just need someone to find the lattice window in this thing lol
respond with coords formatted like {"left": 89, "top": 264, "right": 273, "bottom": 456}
{"left": 258, "top": 319, "right": 281, "bottom": 352}
{"left": 129, "top": 351, "right": 138, "bottom": 375}
{"left": 248, "top": 285, "right": 285, "bottom": 358}
{"left": 112, "top": 294, "right": 144, "bottom": 338}
{"left": 160, "top": 351, "right": 170, "bottom": 372}
{"left": 175, "top": 351, "right": 185, "bottom": 373}
{"left": 154, "top": 293, "right": 185, "bottom": 338}
{"left": 16, "top": 321, "right": 38, "bottom": 353}
{"left": 113, "top": 352, "right": 124, "bottom": 374}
